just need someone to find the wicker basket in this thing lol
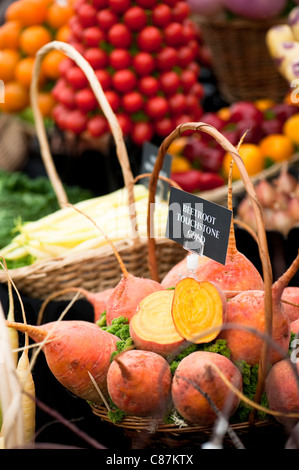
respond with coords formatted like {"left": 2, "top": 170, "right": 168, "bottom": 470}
{"left": 0, "top": 41, "right": 186, "bottom": 300}
{"left": 90, "top": 403, "right": 277, "bottom": 449}
{"left": 194, "top": 14, "right": 289, "bottom": 103}
{"left": 0, "top": 114, "right": 28, "bottom": 171}
{"left": 87, "top": 122, "right": 292, "bottom": 448}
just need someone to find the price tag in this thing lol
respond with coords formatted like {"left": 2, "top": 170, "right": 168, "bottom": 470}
{"left": 139, "top": 141, "right": 172, "bottom": 200}
{"left": 165, "top": 187, "right": 232, "bottom": 265}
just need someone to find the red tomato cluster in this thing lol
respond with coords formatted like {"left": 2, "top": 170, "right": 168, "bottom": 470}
{"left": 52, "top": 0, "right": 204, "bottom": 145}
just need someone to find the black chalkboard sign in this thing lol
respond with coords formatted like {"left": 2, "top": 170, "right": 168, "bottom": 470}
{"left": 165, "top": 187, "right": 232, "bottom": 265}
{"left": 139, "top": 141, "right": 172, "bottom": 200}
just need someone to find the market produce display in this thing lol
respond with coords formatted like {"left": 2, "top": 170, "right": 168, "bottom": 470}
{"left": 237, "top": 163, "right": 299, "bottom": 235}
{"left": 0, "top": 184, "right": 169, "bottom": 268}
{"left": 266, "top": 3, "right": 299, "bottom": 83}
{"left": 169, "top": 99, "right": 299, "bottom": 193}
{"left": 0, "top": 168, "right": 93, "bottom": 252}
{"left": 0, "top": 0, "right": 73, "bottom": 116}
{"left": 5, "top": 249, "right": 299, "bottom": 433}
{"left": 1, "top": 0, "right": 299, "bottom": 453}
{"left": 51, "top": 0, "right": 204, "bottom": 144}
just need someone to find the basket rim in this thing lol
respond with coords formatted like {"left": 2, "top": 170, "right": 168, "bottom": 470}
{"left": 0, "top": 237, "right": 181, "bottom": 280}
{"left": 90, "top": 403, "right": 273, "bottom": 434}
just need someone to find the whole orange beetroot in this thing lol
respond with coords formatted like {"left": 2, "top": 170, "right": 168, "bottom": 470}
{"left": 106, "top": 273, "right": 164, "bottom": 325}
{"left": 220, "top": 254, "right": 299, "bottom": 366}
{"left": 282, "top": 287, "right": 299, "bottom": 323}
{"left": 265, "top": 358, "right": 299, "bottom": 426}
{"left": 6, "top": 320, "right": 119, "bottom": 404}
{"left": 171, "top": 351, "right": 242, "bottom": 426}
{"left": 107, "top": 349, "right": 172, "bottom": 417}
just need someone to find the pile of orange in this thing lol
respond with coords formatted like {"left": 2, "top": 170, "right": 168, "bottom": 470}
{"left": 0, "top": 0, "right": 74, "bottom": 116}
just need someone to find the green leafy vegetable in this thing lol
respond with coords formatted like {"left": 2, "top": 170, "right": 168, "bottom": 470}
{"left": 0, "top": 169, "right": 93, "bottom": 264}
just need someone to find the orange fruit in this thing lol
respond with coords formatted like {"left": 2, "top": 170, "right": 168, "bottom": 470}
{"left": 0, "top": 49, "right": 20, "bottom": 82}
{"left": 14, "top": 56, "right": 38, "bottom": 88}
{"left": 46, "top": 2, "right": 73, "bottom": 29}
{"left": 0, "top": 81, "right": 29, "bottom": 112}
{"left": 283, "top": 113, "right": 299, "bottom": 146}
{"left": 254, "top": 99, "right": 276, "bottom": 112}
{"left": 222, "top": 143, "right": 264, "bottom": 180}
{"left": 55, "top": 25, "right": 71, "bottom": 43}
{"left": 171, "top": 155, "right": 192, "bottom": 173}
{"left": 217, "top": 106, "right": 230, "bottom": 121}
{"left": 167, "top": 137, "right": 188, "bottom": 156}
{"left": 19, "top": 25, "right": 52, "bottom": 56}
{"left": 5, "top": 1, "right": 23, "bottom": 22}
{"left": 41, "top": 50, "right": 66, "bottom": 80}
{"left": 259, "top": 134, "right": 295, "bottom": 164}
{"left": 0, "top": 21, "right": 21, "bottom": 49}
{"left": 37, "top": 91, "right": 56, "bottom": 117}
{"left": 6, "top": 0, "right": 48, "bottom": 26}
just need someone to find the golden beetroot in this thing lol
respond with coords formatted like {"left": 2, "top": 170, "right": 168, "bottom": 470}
{"left": 291, "top": 319, "right": 299, "bottom": 335}
{"left": 129, "top": 289, "right": 188, "bottom": 360}
{"left": 37, "top": 201, "right": 164, "bottom": 326}
{"left": 194, "top": 171, "right": 264, "bottom": 297}
{"left": 106, "top": 273, "right": 164, "bottom": 325}
{"left": 6, "top": 320, "right": 118, "bottom": 404}
{"left": 171, "top": 278, "right": 226, "bottom": 344}
{"left": 161, "top": 254, "right": 209, "bottom": 288}
{"left": 37, "top": 286, "right": 115, "bottom": 325}
{"left": 282, "top": 286, "right": 299, "bottom": 323}
{"left": 89, "top": 288, "right": 115, "bottom": 322}
{"left": 220, "top": 254, "right": 299, "bottom": 366}
{"left": 107, "top": 349, "right": 172, "bottom": 417}
{"left": 171, "top": 351, "right": 242, "bottom": 426}
{"left": 265, "top": 358, "right": 299, "bottom": 426}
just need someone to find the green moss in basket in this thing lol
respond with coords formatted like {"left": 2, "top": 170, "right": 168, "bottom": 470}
{"left": 99, "top": 315, "right": 134, "bottom": 362}
{"left": 289, "top": 331, "right": 296, "bottom": 357}
{"left": 107, "top": 398, "right": 127, "bottom": 424}
{"left": 169, "top": 339, "right": 231, "bottom": 375}
{"left": 231, "top": 361, "right": 269, "bottom": 423}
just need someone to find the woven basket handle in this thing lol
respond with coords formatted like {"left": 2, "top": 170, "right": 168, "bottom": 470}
{"left": 147, "top": 122, "right": 273, "bottom": 411}
{"left": 30, "top": 40, "right": 138, "bottom": 242}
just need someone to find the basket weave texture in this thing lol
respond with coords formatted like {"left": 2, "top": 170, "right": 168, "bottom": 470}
{"left": 194, "top": 14, "right": 289, "bottom": 103}
{"left": 0, "top": 114, "right": 28, "bottom": 172}
{"left": 90, "top": 403, "right": 276, "bottom": 449}
{"left": 5, "top": 238, "right": 186, "bottom": 300}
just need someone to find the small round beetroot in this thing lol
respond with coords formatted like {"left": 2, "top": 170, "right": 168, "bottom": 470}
{"left": 265, "top": 358, "right": 299, "bottom": 426}
{"left": 105, "top": 273, "right": 164, "bottom": 325}
{"left": 171, "top": 351, "right": 242, "bottom": 426}
{"left": 282, "top": 287, "right": 299, "bottom": 323}
{"left": 291, "top": 319, "right": 299, "bottom": 335}
{"left": 107, "top": 349, "right": 172, "bottom": 417}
